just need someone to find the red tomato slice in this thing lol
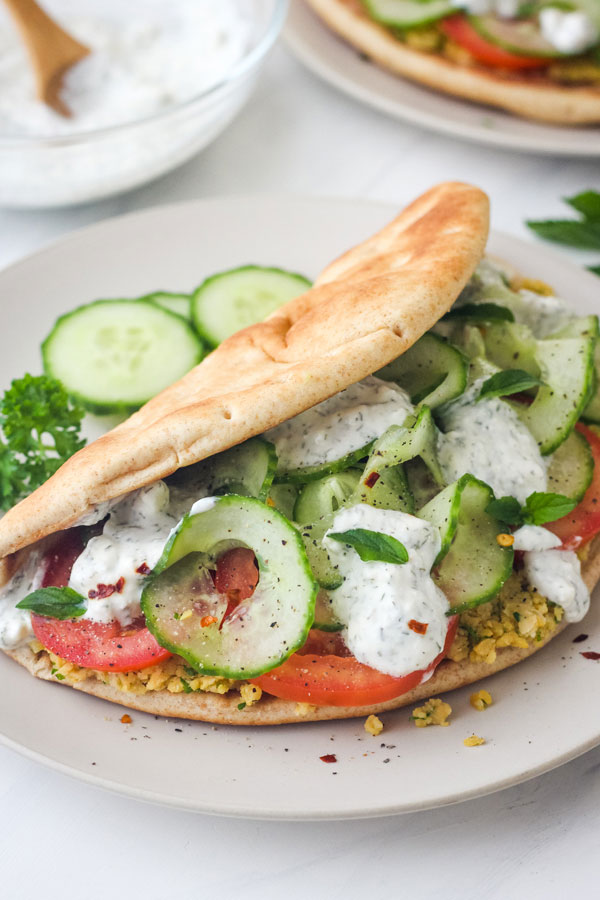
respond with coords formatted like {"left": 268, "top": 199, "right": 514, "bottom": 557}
{"left": 214, "top": 547, "right": 259, "bottom": 600}
{"left": 35, "top": 529, "right": 170, "bottom": 672}
{"left": 253, "top": 617, "right": 458, "bottom": 707}
{"left": 547, "top": 424, "right": 600, "bottom": 551}
{"left": 31, "top": 614, "right": 172, "bottom": 672}
{"left": 440, "top": 15, "right": 550, "bottom": 70}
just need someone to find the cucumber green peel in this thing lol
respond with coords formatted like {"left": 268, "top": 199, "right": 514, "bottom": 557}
{"left": 192, "top": 438, "right": 277, "bottom": 502}
{"left": 419, "top": 475, "right": 514, "bottom": 615}
{"left": 141, "top": 495, "right": 318, "bottom": 679}
{"left": 376, "top": 332, "right": 468, "bottom": 410}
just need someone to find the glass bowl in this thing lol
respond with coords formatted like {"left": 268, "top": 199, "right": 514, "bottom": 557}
{"left": 0, "top": 0, "right": 287, "bottom": 208}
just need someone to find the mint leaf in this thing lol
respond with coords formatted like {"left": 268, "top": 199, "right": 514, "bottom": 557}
{"left": 478, "top": 369, "right": 544, "bottom": 401}
{"left": 443, "top": 303, "right": 514, "bottom": 324}
{"left": 486, "top": 496, "right": 523, "bottom": 526}
{"left": 565, "top": 191, "right": 600, "bottom": 222}
{"left": 17, "top": 586, "right": 86, "bottom": 619}
{"left": 588, "top": 265, "right": 600, "bottom": 277}
{"left": 526, "top": 220, "right": 600, "bottom": 251}
{"left": 522, "top": 492, "right": 576, "bottom": 526}
{"left": 328, "top": 528, "right": 409, "bottom": 564}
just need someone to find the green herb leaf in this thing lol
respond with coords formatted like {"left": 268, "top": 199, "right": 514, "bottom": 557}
{"left": 565, "top": 190, "right": 600, "bottom": 222}
{"left": 237, "top": 702, "right": 246, "bottom": 711}
{"left": 17, "top": 586, "right": 86, "bottom": 619}
{"left": 522, "top": 492, "right": 576, "bottom": 526}
{"left": 588, "top": 265, "right": 600, "bottom": 277}
{"left": 486, "top": 496, "right": 523, "bottom": 526}
{"left": 478, "top": 369, "right": 544, "bottom": 401}
{"left": 443, "top": 303, "right": 515, "bottom": 324}
{"left": 0, "top": 374, "right": 85, "bottom": 511}
{"left": 328, "top": 528, "right": 409, "bottom": 564}
{"left": 526, "top": 219, "right": 600, "bottom": 251}
{"left": 180, "top": 678, "right": 192, "bottom": 693}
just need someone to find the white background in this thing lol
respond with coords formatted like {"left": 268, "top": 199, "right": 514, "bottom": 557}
{"left": 1, "top": 31, "right": 600, "bottom": 899}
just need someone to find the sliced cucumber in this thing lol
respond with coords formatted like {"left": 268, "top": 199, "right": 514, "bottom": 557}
{"left": 313, "top": 590, "right": 343, "bottom": 632}
{"left": 142, "top": 495, "right": 317, "bottom": 679}
{"left": 139, "top": 291, "right": 192, "bottom": 321}
{"left": 483, "top": 322, "right": 540, "bottom": 377}
{"left": 376, "top": 333, "right": 468, "bottom": 410}
{"left": 551, "top": 315, "right": 599, "bottom": 341}
{"left": 299, "top": 519, "right": 343, "bottom": 590}
{"left": 42, "top": 300, "right": 204, "bottom": 414}
{"left": 364, "top": 0, "right": 456, "bottom": 27}
{"left": 583, "top": 343, "right": 600, "bottom": 423}
{"left": 518, "top": 336, "right": 595, "bottom": 454}
{"left": 469, "top": 14, "right": 563, "bottom": 58}
{"left": 195, "top": 438, "right": 277, "bottom": 502}
{"left": 406, "top": 457, "right": 440, "bottom": 510}
{"left": 273, "top": 444, "right": 373, "bottom": 485}
{"left": 294, "top": 470, "right": 362, "bottom": 525}
{"left": 357, "top": 464, "right": 414, "bottom": 513}
{"left": 192, "top": 266, "right": 311, "bottom": 348}
{"left": 267, "top": 483, "right": 298, "bottom": 520}
{"left": 419, "top": 474, "right": 514, "bottom": 615}
{"left": 546, "top": 428, "right": 594, "bottom": 503}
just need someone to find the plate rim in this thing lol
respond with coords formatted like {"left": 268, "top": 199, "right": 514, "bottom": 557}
{"left": 1, "top": 193, "right": 600, "bottom": 820}
{"left": 283, "top": 0, "right": 600, "bottom": 158}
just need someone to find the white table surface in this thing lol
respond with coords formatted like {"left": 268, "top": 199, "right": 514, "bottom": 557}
{"left": 2, "top": 34, "right": 600, "bottom": 900}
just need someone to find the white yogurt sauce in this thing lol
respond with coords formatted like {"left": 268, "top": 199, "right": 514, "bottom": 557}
{"left": 324, "top": 505, "right": 449, "bottom": 677}
{"left": 512, "top": 524, "right": 562, "bottom": 552}
{"left": 540, "top": 7, "right": 599, "bottom": 55}
{"left": 524, "top": 548, "right": 589, "bottom": 622}
{"left": 266, "top": 376, "right": 414, "bottom": 472}
{"left": 0, "top": 548, "right": 45, "bottom": 649}
{"left": 450, "top": 0, "right": 519, "bottom": 16}
{"left": 437, "top": 382, "right": 547, "bottom": 504}
{"left": 514, "top": 290, "right": 573, "bottom": 339}
{"left": 0, "top": 0, "right": 253, "bottom": 137}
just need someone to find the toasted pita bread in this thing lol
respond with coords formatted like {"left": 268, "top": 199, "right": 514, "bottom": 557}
{"left": 3, "top": 181, "right": 592, "bottom": 726}
{"left": 303, "top": 0, "right": 600, "bottom": 125}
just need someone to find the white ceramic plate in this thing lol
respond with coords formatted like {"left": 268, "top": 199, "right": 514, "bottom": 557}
{"left": 1, "top": 195, "right": 600, "bottom": 820}
{"left": 284, "top": 0, "right": 600, "bottom": 157}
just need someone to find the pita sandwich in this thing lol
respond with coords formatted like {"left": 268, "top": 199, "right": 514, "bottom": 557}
{"left": 2, "top": 182, "right": 597, "bottom": 725}
{"left": 303, "top": 0, "right": 600, "bottom": 125}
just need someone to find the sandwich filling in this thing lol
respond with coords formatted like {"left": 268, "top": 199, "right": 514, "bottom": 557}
{"left": 1, "top": 258, "right": 598, "bottom": 709}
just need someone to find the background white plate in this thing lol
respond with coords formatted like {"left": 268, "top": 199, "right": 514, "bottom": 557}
{"left": 284, "top": 0, "right": 600, "bottom": 158}
{"left": 1, "top": 195, "right": 600, "bottom": 820}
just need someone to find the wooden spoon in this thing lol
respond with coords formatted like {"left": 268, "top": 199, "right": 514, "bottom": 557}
{"left": 4, "top": 0, "right": 90, "bottom": 117}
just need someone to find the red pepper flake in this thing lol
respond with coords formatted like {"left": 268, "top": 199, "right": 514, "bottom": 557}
{"left": 115, "top": 577, "right": 125, "bottom": 593}
{"left": 581, "top": 651, "right": 600, "bottom": 660}
{"left": 320, "top": 754, "right": 337, "bottom": 763}
{"left": 94, "top": 583, "right": 116, "bottom": 599}
{"left": 136, "top": 563, "right": 151, "bottom": 575}
{"left": 200, "top": 615, "right": 218, "bottom": 627}
{"left": 408, "top": 619, "right": 428, "bottom": 635}
{"left": 120, "top": 714, "right": 132, "bottom": 724}
{"left": 573, "top": 633, "right": 589, "bottom": 643}
{"left": 364, "top": 471, "right": 380, "bottom": 488}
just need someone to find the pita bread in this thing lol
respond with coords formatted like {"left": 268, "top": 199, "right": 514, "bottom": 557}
{"left": 2, "top": 180, "right": 591, "bottom": 726}
{"left": 303, "top": 0, "right": 600, "bottom": 125}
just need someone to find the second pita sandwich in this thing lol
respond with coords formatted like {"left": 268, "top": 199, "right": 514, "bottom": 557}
{"left": 1, "top": 181, "right": 599, "bottom": 726}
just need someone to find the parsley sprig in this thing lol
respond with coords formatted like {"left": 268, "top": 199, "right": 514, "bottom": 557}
{"left": 0, "top": 374, "right": 85, "bottom": 510}
{"left": 527, "top": 191, "right": 600, "bottom": 273}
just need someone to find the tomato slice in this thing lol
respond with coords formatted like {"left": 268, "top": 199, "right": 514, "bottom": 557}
{"left": 547, "top": 424, "right": 600, "bottom": 551}
{"left": 214, "top": 547, "right": 259, "bottom": 600}
{"left": 253, "top": 617, "right": 458, "bottom": 707}
{"left": 34, "top": 529, "right": 171, "bottom": 672}
{"left": 440, "top": 15, "right": 550, "bottom": 70}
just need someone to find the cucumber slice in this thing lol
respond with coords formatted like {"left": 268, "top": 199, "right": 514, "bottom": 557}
{"left": 406, "top": 457, "right": 440, "bottom": 510}
{"left": 364, "top": 0, "right": 456, "bottom": 27}
{"left": 358, "top": 464, "right": 414, "bottom": 513}
{"left": 195, "top": 438, "right": 277, "bottom": 502}
{"left": 583, "top": 343, "right": 600, "bottom": 423}
{"left": 139, "top": 291, "right": 192, "bottom": 321}
{"left": 42, "top": 300, "right": 204, "bottom": 414}
{"left": 313, "top": 590, "right": 343, "bottom": 632}
{"left": 142, "top": 495, "right": 318, "bottom": 678}
{"left": 419, "top": 474, "right": 514, "bottom": 615}
{"left": 358, "top": 406, "right": 445, "bottom": 500}
{"left": 376, "top": 333, "right": 468, "bottom": 410}
{"left": 299, "top": 519, "right": 343, "bottom": 590}
{"left": 273, "top": 444, "right": 373, "bottom": 485}
{"left": 483, "top": 322, "right": 540, "bottom": 377}
{"left": 294, "top": 470, "right": 362, "bottom": 525}
{"left": 546, "top": 428, "right": 594, "bottom": 503}
{"left": 518, "top": 336, "right": 595, "bottom": 454}
{"left": 267, "top": 483, "right": 298, "bottom": 520}
{"left": 469, "top": 14, "right": 563, "bottom": 58}
{"left": 192, "top": 266, "right": 311, "bottom": 348}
